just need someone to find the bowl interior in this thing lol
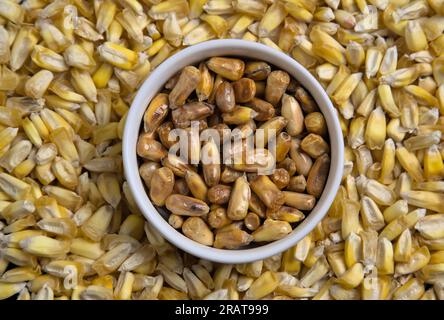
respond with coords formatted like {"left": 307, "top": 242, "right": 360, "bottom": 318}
{"left": 123, "top": 39, "right": 344, "bottom": 264}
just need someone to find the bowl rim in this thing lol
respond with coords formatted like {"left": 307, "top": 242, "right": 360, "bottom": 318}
{"left": 123, "top": 39, "right": 344, "bottom": 264}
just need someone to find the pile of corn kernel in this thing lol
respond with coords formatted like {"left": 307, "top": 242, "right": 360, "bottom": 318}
{"left": 0, "top": 0, "right": 443, "bottom": 300}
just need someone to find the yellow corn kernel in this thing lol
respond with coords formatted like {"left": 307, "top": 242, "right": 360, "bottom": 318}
{"left": 183, "top": 23, "right": 216, "bottom": 46}
{"left": 148, "top": 0, "right": 190, "bottom": 20}
{"left": 31, "top": 45, "right": 68, "bottom": 72}
{"left": 0, "top": 173, "right": 31, "bottom": 201}
{"left": 379, "top": 46, "right": 398, "bottom": 76}
{"left": 69, "top": 238, "right": 104, "bottom": 260}
{"left": 42, "top": 185, "right": 82, "bottom": 212}
{"left": 404, "top": 85, "right": 439, "bottom": 107}
{"left": 10, "top": 26, "right": 39, "bottom": 71}
{"left": 19, "top": 235, "right": 70, "bottom": 258}
{"left": 300, "top": 256, "right": 329, "bottom": 288}
{"left": 244, "top": 271, "right": 278, "bottom": 299}
{"left": 81, "top": 205, "right": 113, "bottom": 242}
{"left": 365, "top": 47, "right": 383, "bottom": 79}
{"left": 0, "top": 0, "right": 24, "bottom": 24}
{"left": 365, "top": 107, "right": 386, "bottom": 150}
{"left": 2, "top": 215, "right": 36, "bottom": 234}
{"left": 189, "top": 0, "right": 206, "bottom": 18}
{"left": 376, "top": 238, "right": 394, "bottom": 275}
{"left": 1, "top": 200, "right": 35, "bottom": 224}
{"left": 114, "top": 272, "right": 135, "bottom": 300}
{"left": 331, "top": 73, "right": 363, "bottom": 105}
{"left": 424, "top": 145, "right": 444, "bottom": 180}
{"left": 281, "top": 246, "right": 301, "bottom": 275}
{"left": 377, "top": 84, "right": 400, "bottom": 118}
{"left": 344, "top": 233, "right": 362, "bottom": 268}
{"left": 21, "top": 118, "right": 42, "bottom": 148}
{"left": 257, "top": 2, "right": 286, "bottom": 38}
{"left": 201, "top": 14, "right": 228, "bottom": 38}
{"left": 98, "top": 42, "right": 138, "bottom": 70}
{"left": 49, "top": 127, "right": 79, "bottom": 165}
{"left": 285, "top": 2, "right": 313, "bottom": 23}
{"left": 29, "top": 113, "right": 50, "bottom": 141}
{"left": 396, "top": 246, "right": 430, "bottom": 275}
{"left": 0, "top": 282, "right": 27, "bottom": 300}
{"left": 380, "top": 208, "right": 426, "bottom": 240}
{"left": 341, "top": 200, "right": 362, "bottom": 239}
{"left": 395, "top": 144, "right": 424, "bottom": 182}
{"left": 405, "top": 20, "right": 428, "bottom": 52}
{"left": 93, "top": 63, "right": 114, "bottom": 89}
{"left": 336, "top": 263, "right": 364, "bottom": 289}
{"left": 394, "top": 229, "right": 412, "bottom": 263}
{"left": 70, "top": 69, "right": 98, "bottom": 103}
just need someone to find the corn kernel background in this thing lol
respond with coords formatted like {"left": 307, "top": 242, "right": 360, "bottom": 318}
{"left": 0, "top": 0, "right": 444, "bottom": 300}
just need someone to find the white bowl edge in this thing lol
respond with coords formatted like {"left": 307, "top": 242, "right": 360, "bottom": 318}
{"left": 123, "top": 39, "right": 344, "bottom": 264}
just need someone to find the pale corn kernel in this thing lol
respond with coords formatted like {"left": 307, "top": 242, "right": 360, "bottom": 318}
{"left": 405, "top": 20, "right": 428, "bottom": 52}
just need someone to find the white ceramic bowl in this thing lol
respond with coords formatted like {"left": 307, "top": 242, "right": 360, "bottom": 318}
{"left": 123, "top": 39, "right": 344, "bottom": 264}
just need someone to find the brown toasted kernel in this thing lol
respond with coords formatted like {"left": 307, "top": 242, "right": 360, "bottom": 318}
{"left": 171, "top": 102, "right": 214, "bottom": 128}
{"left": 244, "top": 212, "right": 261, "bottom": 231}
{"left": 208, "top": 206, "right": 231, "bottom": 229}
{"left": 281, "top": 94, "right": 304, "bottom": 136}
{"left": 169, "top": 66, "right": 201, "bottom": 109}
{"left": 214, "top": 229, "right": 253, "bottom": 249}
{"left": 208, "top": 74, "right": 224, "bottom": 104}
{"left": 185, "top": 170, "right": 208, "bottom": 202}
{"left": 182, "top": 217, "right": 214, "bottom": 246}
{"left": 277, "top": 158, "right": 298, "bottom": 177}
{"left": 136, "top": 133, "right": 167, "bottom": 161}
{"left": 288, "top": 175, "right": 307, "bottom": 192}
{"left": 266, "top": 206, "right": 305, "bottom": 223}
{"left": 162, "top": 154, "right": 196, "bottom": 177}
{"left": 275, "top": 132, "right": 292, "bottom": 162}
{"left": 256, "top": 116, "right": 288, "bottom": 148}
{"left": 139, "top": 162, "right": 161, "bottom": 188}
{"left": 252, "top": 219, "right": 292, "bottom": 242}
{"left": 249, "top": 192, "right": 267, "bottom": 218}
{"left": 255, "top": 81, "right": 266, "bottom": 97}
{"left": 244, "top": 61, "right": 271, "bottom": 80}
{"left": 196, "top": 62, "right": 214, "bottom": 102}
{"left": 227, "top": 175, "right": 251, "bottom": 220}
{"left": 215, "top": 81, "right": 236, "bottom": 113}
{"left": 165, "top": 194, "right": 210, "bottom": 216}
{"left": 173, "top": 178, "right": 190, "bottom": 196}
{"left": 283, "top": 191, "right": 316, "bottom": 211}
{"left": 305, "top": 112, "right": 327, "bottom": 136}
{"left": 165, "top": 73, "right": 180, "bottom": 90}
{"left": 168, "top": 214, "right": 184, "bottom": 229}
{"left": 221, "top": 107, "right": 257, "bottom": 125}
{"left": 206, "top": 57, "right": 245, "bottom": 81}
{"left": 295, "top": 86, "right": 319, "bottom": 113}
{"left": 270, "top": 168, "right": 290, "bottom": 189}
{"left": 306, "top": 154, "right": 330, "bottom": 198}
{"left": 290, "top": 139, "right": 313, "bottom": 176}
{"left": 150, "top": 167, "right": 175, "bottom": 207}
{"left": 221, "top": 167, "right": 243, "bottom": 184}
{"left": 244, "top": 97, "right": 275, "bottom": 121}
{"left": 201, "top": 138, "right": 221, "bottom": 187}
{"left": 249, "top": 175, "right": 285, "bottom": 211}
{"left": 300, "top": 133, "right": 330, "bottom": 158}
{"left": 208, "top": 185, "right": 232, "bottom": 205}
{"left": 143, "top": 93, "right": 169, "bottom": 134}
{"left": 265, "top": 70, "right": 290, "bottom": 105}
{"left": 157, "top": 122, "right": 177, "bottom": 149}
{"left": 232, "top": 78, "right": 256, "bottom": 103}
{"left": 229, "top": 148, "right": 275, "bottom": 174}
